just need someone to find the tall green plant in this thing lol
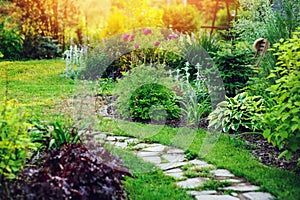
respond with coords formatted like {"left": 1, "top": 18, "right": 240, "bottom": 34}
{"left": 0, "top": 19, "right": 23, "bottom": 60}
{"left": 262, "top": 29, "right": 300, "bottom": 164}
{"left": 212, "top": 42, "right": 254, "bottom": 97}
{"left": 0, "top": 99, "right": 36, "bottom": 181}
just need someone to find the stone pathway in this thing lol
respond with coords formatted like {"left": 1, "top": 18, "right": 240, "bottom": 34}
{"left": 92, "top": 133, "right": 275, "bottom": 200}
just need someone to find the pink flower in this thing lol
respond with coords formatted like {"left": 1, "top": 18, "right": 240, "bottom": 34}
{"left": 134, "top": 44, "right": 139, "bottom": 49}
{"left": 129, "top": 34, "right": 135, "bottom": 42}
{"left": 154, "top": 41, "right": 160, "bottom": 47}
{"left": 144, "top": 28, "right": 152, "bottom": 35}
{"left": 123, "top": 34, "right": 130, "bottom": 42}
{"left": 167, "top": 34, "right": 179, "bottom": 40}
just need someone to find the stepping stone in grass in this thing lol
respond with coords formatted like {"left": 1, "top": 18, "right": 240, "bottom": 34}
{"left": 140, "top": 156, "right": 161, "bottom": 164}
{"left": 187, "top": 190, "right": 218, "bottom": 196}
{"left": 143, "top": 144, "right": 167, "bottom": 152}
{"left": 176, "top": 177, "right": 209, "bottom": 189}
{"left": 164, "top": 168, "right": 185, "bottom": 180}
{"left": 223, "top": 184, "right": 260, "bottom": 192}
{"left": 239, "top": 192, "right": 275, "bottom": 200}
{"left": 211, "top": 169, "right": 235, "bottom": 177}
{"left": 195, "top": 194, "right": 239, "bottom": 200}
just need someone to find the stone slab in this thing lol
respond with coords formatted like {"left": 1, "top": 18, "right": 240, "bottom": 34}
{"left": 188, "top": 159, "right": 215, "bottom": 168}
{"left": 136, "top": 151, "right": 161, "bottom": 157}
{"left": 223, "top": 184, "right": 260, "bottom": 192}
{"left": 162, "top": 153, "right": 186, "bottom": 163}
{"left": 164, "top": 168, "right": 185, "bottom": 179}
{"left": 158, "top": 162, "right": 188, "bottom": 171}
{"left": 187, "top": 190, "right": 218, "bottom": 196}
{"left": 140, "top": 156, "right": 161, "bottom": 164}
{"left": 211, "top": 169, "right": 235, "bottom": 177}
{"left": 195, "top": 195, "right": 239, "bottom": 200}
{"left": 176, "top": 177, "right": 209, "bottom": 189}
{"left": 143, "top": 144, "right": 166, "bottom": 152}
{"left": 240, "top": 192, "right": 275, "bottom": 200}
{"left": 166, "top": 147, "right": 185, "bottom": 154}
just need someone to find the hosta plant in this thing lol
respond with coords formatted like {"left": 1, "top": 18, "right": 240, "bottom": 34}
{"left": 208, "top": 92, "right": 266, "bottom": 133}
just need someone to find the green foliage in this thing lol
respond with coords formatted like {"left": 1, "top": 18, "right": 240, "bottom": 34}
{"left": 129, "top": 83, "right": 181, "bottom": 121}
{"left": 162, "top": 5, "right": 201, "bottom": 33}
{"left": 0, "top": 19, "right": 23, "bottom": 60}
{"left": 97, "top": 78, "right": 115, "bottom": 97}
{"left": 199, "top": 179, "right": 232, "bottom": 190}
{"left": 80, "top": 46, "right": 110, "bottom": 80}
{"left": 233, "top": 0, "right": 300, "bottom": 45}
{"left": 212, "top": 42, "right": 254, "bottom": 97}
{"left": 0, "top": 99, "right": 36, "bottom": 181}
{"left": 22, "top": 35, "right": 61, "bottom": 59}
{"left": 113, "top": 64, "right": 178, "bottom": 119}
{"left": 208, "top": 92, "right": 266, "bottom": 133}
{"left": 29, "top": 121, "right": 81, "bottom": 152}
{"left": 262, "top": 29, "right": 300, "bottom": 162}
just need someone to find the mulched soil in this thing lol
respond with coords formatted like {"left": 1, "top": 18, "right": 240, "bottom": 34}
{"left": 239, "top": 133, "right": 300, "bottom": 173}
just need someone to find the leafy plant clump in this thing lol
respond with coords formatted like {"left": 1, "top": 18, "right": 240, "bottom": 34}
{"left": 0, "top": 99, "right": 36, "bottom": 181}
{"left": 262, "top": 29, "right": 300, "bottom": 163}
{"left": 113, "top": 64, "right": 178, "bottom": 119}
{"left": 208, "top": 92, "right": 266, "bottom": 133}
{"left": 129, "top": 83, "right": 181, "bottom": 121}
{"left": 1, "top": 143, "right": 133, "bottom": 199}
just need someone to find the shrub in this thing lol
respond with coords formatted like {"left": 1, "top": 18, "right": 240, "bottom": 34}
{"left": 22, "top": 35, "right": 61, "bottom": 59}
{"left": 162, "top": 5, "right": 201, "bottom": 33}
{"left": 129, "top": 83, "right": 181, "bottom": 121}
{"left": 212, "top": 42, "right": 254, "bottom": 97}
{"left": 0, "top": 99, "right": 36, "bottom": 181}
{"left": 0, "top": 19, "right": 23, "bottom": 60}
{"left": 113, "top": 64, "right": 178, "bottom": 119}
{"left": 208, "top": 92, "right": 267, "bottom": 133}
{"left": 0, "top": 143, "right": 133, "bottom": 199}
{"left": 262, "top": 29, "right": 300, "bottom": 163}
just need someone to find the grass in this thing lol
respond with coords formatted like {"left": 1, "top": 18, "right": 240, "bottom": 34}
{"left": 97, "top": 118, "right": 300, "bottom": 200}
{"left": 0, "top": 59, "right": 97, "bottom": 125}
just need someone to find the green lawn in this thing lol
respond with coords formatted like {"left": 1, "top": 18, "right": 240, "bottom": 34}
{"left": 0, "top": 59, "right": 76, "bottom": 124}
{"left": 1, "top": 60, "right": 300, "bottom": 200}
